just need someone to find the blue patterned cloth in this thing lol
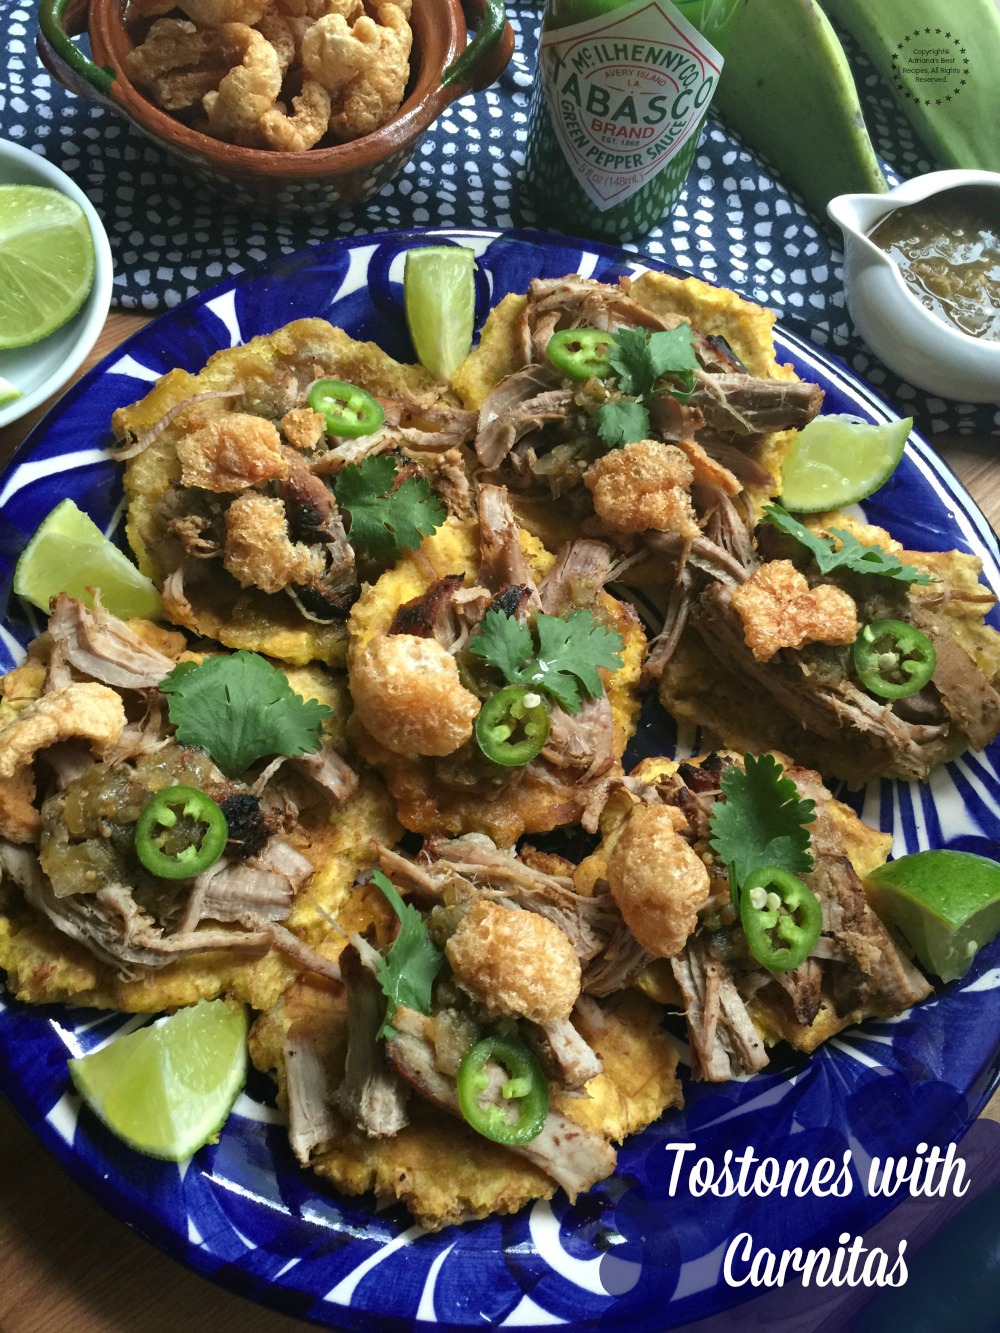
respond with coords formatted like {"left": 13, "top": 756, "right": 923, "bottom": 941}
{"left": 1, "top": 0, "right": 997, "bottom": 435}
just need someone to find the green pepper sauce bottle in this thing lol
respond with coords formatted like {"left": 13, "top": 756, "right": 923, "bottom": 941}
{"left": 523, "top": 0, "right": 745, "bottom": 242}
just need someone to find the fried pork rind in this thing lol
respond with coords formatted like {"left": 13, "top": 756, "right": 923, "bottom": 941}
{"left": 350, "top": 633, "right": 481, "bottom": 756}
{"left": 584, "top": 439, "right": 699, "bottom": 539}
{"left": 731, "top": 558, "right": 859, "bottom": 661}
{"left": 660, "top": 513, "right": 1000, "bottom": 783}
{"left": 125, "top": 0, "right": 412, "bottom": 151}
{"left": 445, "top": 900, "right": 582, "bottom": 1023}
{"left": 605, "top": 805, "right": 711, "bottom": 958}
{"left": 118, "top": 319, "right": 441, "bottom": 667}
{"left": 249, "top": 979, "right": 680, "bottom": 1231}
{"left": 346, "top": 518, "right": 646, "bottom": 845}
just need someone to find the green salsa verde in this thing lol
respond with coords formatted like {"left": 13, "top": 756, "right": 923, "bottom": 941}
{"left": 868, "top": 186, "right": 1000, "bottom": 342}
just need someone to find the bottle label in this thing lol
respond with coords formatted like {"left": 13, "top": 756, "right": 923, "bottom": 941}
{"left": 538, "top": 0, "right": 724, "bottom": 212}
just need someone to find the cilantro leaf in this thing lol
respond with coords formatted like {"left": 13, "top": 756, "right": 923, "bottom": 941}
{"left": 607, "top": 324, "right": 699, "bottom": 398}
{"left": 468, "top": 607, "right": 534, "bottom": 681}
{"left": 468, "top": 608, "right": 625, "bottom": 715}
{"left": 371, "top": 870, "right": 443, "bottom": 1039}
{"left": 594, "top": 400, "right": 650, "bottom": 448}
{"left": 708, "top": 753, "right": 816, "bottom": 891}
{"left": 524, "top": 610, "right": 625, "bottom": 713}
{"left": 334, "top": 455, "right": 445, "bottom": 561}
{"left": 762, "top": 504, "right": 935, "bottom": 585}
{"left": 160, "top": 651, "right": 332, "bottom": 777}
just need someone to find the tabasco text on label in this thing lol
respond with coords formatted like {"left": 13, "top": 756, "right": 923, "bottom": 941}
{"left": 538, "top": 0, "right": 724, "bottom": 212}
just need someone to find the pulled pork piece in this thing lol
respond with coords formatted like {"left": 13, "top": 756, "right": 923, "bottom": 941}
{"left": 284, "top": 1023, "right": 340, "bottom": 1166}
{"left": 538, "top": 538, "right": 614, "bottom": 615}
{"left": 47, "top": 594, "right": 178, "bottom": 691}
{"left": 476, "top": 367, "right": 575, "bottom": 470}
{"left": 477, "top": 484, "right": 543, "bottom": 601}
{"left": 908, "top": 603, "right": 1000, "bottom": 750}
{"left": 671, "top": 937, "right": 770, "bottom": 1082}
{"left": 533, "top": 1016, "right": 602, "bottom": 1089}
{"left": 731, "top": 560, "right": 859, "bottom": 661}
{"left": 335, "top": 943, "right": 410, "bottom": 1137}
{"left": 386, "top": 1005, "right": 617, "bottom": 1200}
{"left": 689, "top": 373, "right": 824, "bottom": 437}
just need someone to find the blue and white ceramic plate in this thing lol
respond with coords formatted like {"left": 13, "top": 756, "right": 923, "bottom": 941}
{"left": 0, "top": 230, "right": 997, "bottom": 1331}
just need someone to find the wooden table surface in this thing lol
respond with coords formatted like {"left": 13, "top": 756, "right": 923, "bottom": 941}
{"left": 0, "top": 311, "right": 997, "bottom": 1333}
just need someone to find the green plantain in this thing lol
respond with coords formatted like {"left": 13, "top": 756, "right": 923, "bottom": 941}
{"left": 712, "top": 0, "right": 887, "bottom": 221}
{"left": 822, "top": 0, "right": 1000, "bottom": 171}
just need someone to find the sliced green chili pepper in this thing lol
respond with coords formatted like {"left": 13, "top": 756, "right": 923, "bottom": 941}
{"left": 739, "top": 866, "right": 823, "bottom": 973}
{"left": 307, "top": 379, "right": 386, "bottom": 438}
{"left": 546, "top": 327, "right": 614, "bottom": 380}
{"left": 134, "top": 785, "right": 228, "bottom": 880}
{"left": 457, "top": 1035, "right": 549, "bottom": 1145}
{"left": 475, "top": 685, "right": 551, "bottom": 767}
{"left": 853, "top": 618, "right": 937, "bottom": 700}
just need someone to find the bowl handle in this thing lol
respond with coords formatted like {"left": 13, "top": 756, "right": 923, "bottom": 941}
{"left": 37, "top": 0, "right": 117, "bottom": 107}
{"left": 442, "top": 0, "right": 515, "bottom": 92}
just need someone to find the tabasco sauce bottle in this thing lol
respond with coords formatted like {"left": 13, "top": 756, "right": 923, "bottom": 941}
{"left": 524, "top": 0, "right": 745, "bottom": 242}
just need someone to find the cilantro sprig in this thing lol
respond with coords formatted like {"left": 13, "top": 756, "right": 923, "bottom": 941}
{"left": 469, "top": 607, "right": 625, "bottom": 714}
{"left": 160, "top": 651, "right": 332, "bottom": 777}
{"left": 594, "top": 324, "right": 699, "bottom": 449}
{"left": 761, "top": 504, "right": 935, "bottom": 585}
{"left": 333, "top": 455, "right": 445, "bottom": 561}
{"left": 708, "top": 753, "right": 816, "bottom": 897}
{"left": 371, "top": 870, "right": 443, "bottom": 1039}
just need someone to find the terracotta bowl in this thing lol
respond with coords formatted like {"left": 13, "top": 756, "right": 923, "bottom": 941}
{"left": 37, "top": 0, "right": 514, "bottom": 214}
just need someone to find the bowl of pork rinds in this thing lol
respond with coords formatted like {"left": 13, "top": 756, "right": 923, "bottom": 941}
{"left": 37, "top": 0, "right": 514, "bottom": 213}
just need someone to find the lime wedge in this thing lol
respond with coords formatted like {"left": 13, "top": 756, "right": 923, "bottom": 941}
{"left": 404, "top": 245, "right": 477, "bottom": 381}
{"left": 68, "top": 1000, "right": 248, "bottom": 1161}
{"left": 14, "top": 497, "right": 162, "bottom": 620}
{"left": 866, "top": 850, "right": 1000, "bottom": 983}
{"left": 780, "top": 414, "right": 912, "bottom": 513}
{"left": 0, "top": 375, "right": 22, "bottom": 407}
{"left": 0, "top": 185, "right": 96, "bottom": 350}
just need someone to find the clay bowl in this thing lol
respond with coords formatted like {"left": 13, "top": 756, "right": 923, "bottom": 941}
{"left": 37, "top": 0, "right": 514, "bottom": 215}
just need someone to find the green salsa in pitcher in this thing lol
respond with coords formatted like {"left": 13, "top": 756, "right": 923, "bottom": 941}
{"left": 523, "top": 0, "right": 744, "bottom": 242}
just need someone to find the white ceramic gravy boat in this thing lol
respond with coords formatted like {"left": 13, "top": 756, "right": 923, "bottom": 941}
{"left": 828, "top": 169, "right": 1000, "bottom": 405}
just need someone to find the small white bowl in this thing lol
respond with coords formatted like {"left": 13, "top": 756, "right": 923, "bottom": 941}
{"left": 0, "top": 138, "right": 113, "bottom": 429}
{"left": 828, "top": 169, "right": 1000, "bottom": 405}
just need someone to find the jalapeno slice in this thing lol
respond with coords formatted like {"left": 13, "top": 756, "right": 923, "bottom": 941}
{"left": 853, "top": 618, "right": 937, "bottom": 700}
{"left": 474, "top": 686, "right": 551, "bottom": 767}
{"left": 546, "top": 327, "right": 614, "bottom": 380}
{"left": 134, "top": 785, "right": 228, "bottom": 880}
{"left": 457, "top": 1036, "right": 549, "bottom": 1145}
{"left": 307, "top": 379, "right": 386, "bottom": 438}
{"left": 739, "top": 866, "right": 823, "bottom": 972}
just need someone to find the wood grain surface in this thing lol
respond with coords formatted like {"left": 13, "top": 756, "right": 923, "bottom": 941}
{"left": 0, "top": 311, "right": 997, "bottom": 1333}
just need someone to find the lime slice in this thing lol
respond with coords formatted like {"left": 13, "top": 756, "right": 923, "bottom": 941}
{"left": 68, "top": 1000, "right": 248, "bottom": 1161}
{"left": 780, "top": 414, "right": 912, "bottom": 513}
{"left": 866, "top": 850, "right": 1000, "bottom": 983}
{"left": 14, "top": 497, "right": 162, "bottom": 620}
{"left": 0, "top": 185, "right": 96, "bottom": 350}
{"left": 0, "top": 375, "right": 22, "bottom": 407}
{"left": 404, "top": 245, "right": 477, "bottom": 381}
